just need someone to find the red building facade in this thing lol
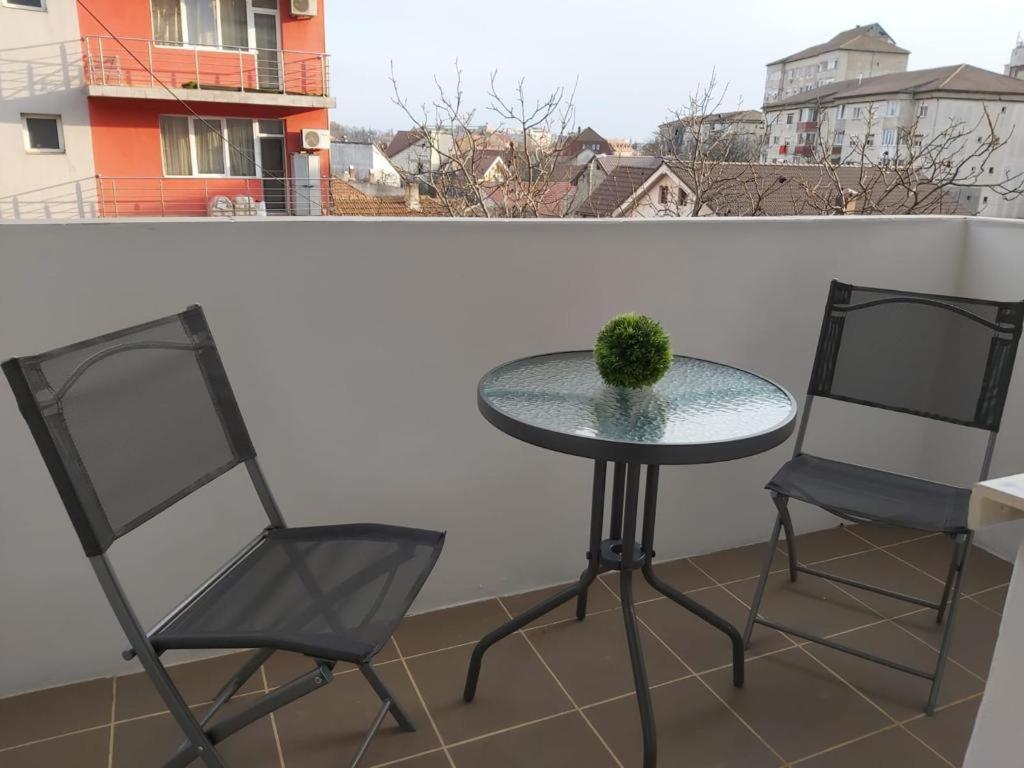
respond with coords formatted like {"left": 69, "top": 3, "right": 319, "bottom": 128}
{"left": 78, "top": 0, "right": 333, "bottom": 216}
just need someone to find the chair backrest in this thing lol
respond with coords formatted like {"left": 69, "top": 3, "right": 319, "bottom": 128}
{"left": 808, "top": 281, "right": 1024, "bottom": 432}
{"left": 3, "top": 306, "right": 256, "bottom": 557}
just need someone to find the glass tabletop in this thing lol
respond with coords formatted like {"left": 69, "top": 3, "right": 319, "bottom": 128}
{"left": 478, "top": 351, "right": 797, "bottom": 464}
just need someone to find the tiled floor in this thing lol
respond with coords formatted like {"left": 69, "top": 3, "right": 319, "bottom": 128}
{"left": 0, "top": 525, "right": 1010, "bottom": 768}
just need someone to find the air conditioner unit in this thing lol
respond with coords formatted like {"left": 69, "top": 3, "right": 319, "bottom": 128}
{"left": 290, "top": 0, "right": 317, "bottom": 18}
{"left": 301, "top": 128, "right": 330, "bottom": 150}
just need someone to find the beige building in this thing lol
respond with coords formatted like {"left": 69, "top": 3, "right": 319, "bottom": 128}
{"left": 764, "top": 23, "right": 909, "bottom": 105}
{"left": 1007, "top": 35, "right": 1024, "bottom": 80}
{"left": 762, "top": 64, "right": 1024, "bottom": 218}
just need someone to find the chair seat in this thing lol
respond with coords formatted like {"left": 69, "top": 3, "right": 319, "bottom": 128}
{"left": 766, "top": 454, "right": 970, "bottom": 533}
{"left": 153, "top": 524, "right": 445, "bottom": 663}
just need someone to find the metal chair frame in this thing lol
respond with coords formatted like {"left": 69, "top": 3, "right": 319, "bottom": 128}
{"left": 4, "top": 325, "right": 419, "bottom": 768}
{"left": 742, "top": 282, "right": 1021, "bottom": 716}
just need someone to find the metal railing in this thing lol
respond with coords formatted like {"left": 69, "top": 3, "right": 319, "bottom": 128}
{"left": 94, "top": 175, "right": 332, "bottom": 218}
{"left": 81, "top": 35, "right": 330, "bottom": 98}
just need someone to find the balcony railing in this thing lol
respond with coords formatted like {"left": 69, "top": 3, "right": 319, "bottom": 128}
{"left": 93, "top": 175, "right": 333, "bottom": 217}
{"left": 796, "top": 121, "right": 818, "bottom": 132}
{"left": 81, "top": 35, "right": 330, "bottom": 98}
{"left": 792, "top": 145, "right": 815, "bottom": 157}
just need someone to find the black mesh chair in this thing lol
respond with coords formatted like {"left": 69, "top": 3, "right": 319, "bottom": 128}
{"left": 3, "top": 307, "right": 445, "bottom": 768}
{"left": 743, "top": 281, "right": 1024, "bottom": 715}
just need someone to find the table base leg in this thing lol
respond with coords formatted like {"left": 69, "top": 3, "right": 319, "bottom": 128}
{"left": 621, "top": 568, "right": 657, "bottom": 768}
{"left": 642, "top": 563, "right": 745, "bottom": 688}
{"left": 463, "top": 570, "right": 595, "bottom": 702}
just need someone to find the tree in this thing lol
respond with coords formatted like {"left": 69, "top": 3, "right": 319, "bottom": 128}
{"left": 329, "top": 122, "right": 395, "bottom": 147}
{"left": 659, "top": 71, "right": 763, "bottom": 216}
{"left": 389, "top": 61, "right": 580, "bottom": 217}
{"left": 781, "top": 102, "right": 1024, "bottom": 215}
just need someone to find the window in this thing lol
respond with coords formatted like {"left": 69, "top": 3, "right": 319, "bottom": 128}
{"left": 2, "top": 0, "right": 45, "bottom": 9}
{"left": 785, "top": 113, "right": 794, "bottom": 125}
{"left": 864, "top": 133, "right": 875, "bottom": 147}
{"left": 22, "top": 114, "right": 63, "bottom": 153}
{"left": 918, "top": 104, "right": 929, "bottom": 118}
{"left": 882, "top": 128, "right": 897, "bottom": 146}
{"left": 677, "top": 189, "right": 688, "bottom": 206}
{"left": 886, "top": 101, "right": 901, "bottom": 117}
{"left": 830, "top": 58, "right": 839, "bottom": 70}
{"left": 658, "top": 185, "right": 669, "bottom": 205}
{"left": 852, "top": 107, "right": 863, "bottom": 119}
{"left": 159, "top": 114, "right": 259, "bottom": 177}
{"left": 151, "top": 0, "right": 251, "bottom": 49}
{"left": 833, "top": 130, "right": 845, "bottom": 147}
{"left": 799, "top": 107, "right": 816, "bottom": 122}
{"left": 838, "top": 104, "right": 846, "bottom": 119}
{"left": 913, "top": 133, "right": 923, "bottom": 147}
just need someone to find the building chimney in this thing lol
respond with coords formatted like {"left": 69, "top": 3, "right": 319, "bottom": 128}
{"left": 404, "top": 181, "right": 421, "bottom": 212}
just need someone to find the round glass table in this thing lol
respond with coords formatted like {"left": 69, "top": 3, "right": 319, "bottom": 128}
{"left": 463, "top": 351, "right": 797, "bottom": 768}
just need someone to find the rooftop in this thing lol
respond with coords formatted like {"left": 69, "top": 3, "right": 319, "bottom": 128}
{"left": 766, "top": 64, "right": 1024, "bottom": 108}
{"left": 768, "top": 23, "right": 909, "bottom": 66}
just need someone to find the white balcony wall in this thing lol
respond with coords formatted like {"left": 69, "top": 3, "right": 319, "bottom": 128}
{"left": 0, "top": 215, "right": 1019, "bottom": 697}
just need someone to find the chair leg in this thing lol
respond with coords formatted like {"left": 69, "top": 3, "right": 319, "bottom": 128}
{"left": 360, "top": 664, "right": 416, "bottom": 732}
{"left": 742, "top": 497, "right": 786, "bottom": 650}
{"left": 935, "top": 534, "right": 960, "bottom": 624}
{"left": 775, "top": 494, "right": 798, "bottom": 583}
{"left": 927, "top": 531, "right": 972, "bottom": 715}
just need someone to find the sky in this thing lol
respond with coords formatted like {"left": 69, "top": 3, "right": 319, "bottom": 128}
{"left": 326, "top": 0, "right": 1023, "bottom": 141}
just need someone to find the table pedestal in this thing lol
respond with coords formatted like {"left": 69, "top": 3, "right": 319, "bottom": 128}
{"left": 463, "top": 461, "right": 745, "bottom": 768}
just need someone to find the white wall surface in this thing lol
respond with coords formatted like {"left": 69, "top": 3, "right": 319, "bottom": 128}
{"left": 0, "top": 215, "right": 1016, "bottom": 697}
{"left": 0, "top": 0, "right": 96, "bottom": 219}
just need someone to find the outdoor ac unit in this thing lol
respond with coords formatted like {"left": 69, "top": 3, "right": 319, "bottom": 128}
{"left": 301, "top": 128, "right": 330, "bottom": 150}
{"left": 290, "top": 0, "right": 317, "bottom": 18}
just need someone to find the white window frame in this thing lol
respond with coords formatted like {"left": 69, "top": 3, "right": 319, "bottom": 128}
{"left": 152, "top": 0, "right": 280, "bottom": 53}
{"left": 886, "top": 100, "right": 901, "bottom": 117}
{"left": 21, "top": 113, "right": 64, "bottom": 154}
{"left": 882, "top": 128, "right": 898, "bottom": 146}
{"left": 852, "top": 106, "right": 863, "bottom": 119}
{"left": 2, "top": 0, "right": 46, "bottom": 11}
{"left": 918, "top": 104, "right": 929, "bottom": 118}
{"left": 160, "top": 114, "right": 262, "bottom": 178}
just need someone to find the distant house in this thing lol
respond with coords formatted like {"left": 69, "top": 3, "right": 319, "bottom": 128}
{"left": 385, "top": 129, "right": 455, "bottom": 176}
{"left": 473, "top": 149, "right": 510, "bottom": 182}
{"left": 574, "top": 157, "right": 694, "bottom": 217}
{"left": 560, "top": 127, "right": 614, "bottom": 161}
{"left": 330, "top": 141, "right": 401, "bottom": 187}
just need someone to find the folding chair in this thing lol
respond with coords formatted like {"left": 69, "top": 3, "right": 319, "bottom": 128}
{"left": 3, "top": 306, "right": 445, "bottom": 767}
{"left": 742, "top": 281, "right": 1024, "bottom": 715}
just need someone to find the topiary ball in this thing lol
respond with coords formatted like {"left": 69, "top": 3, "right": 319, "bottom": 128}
{"left": 594, "top": 313, "right": 673, "bottom": 389}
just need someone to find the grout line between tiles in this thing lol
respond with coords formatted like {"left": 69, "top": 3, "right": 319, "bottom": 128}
{"left": 260, "top": 665, "right": 287, "bottom": 768}
{"left": 390, "top": 636, "right": 457, "bottom": 768}
{"left": 494, "top": 596, "right": 625, "bottom": 768}
{"left": 365, "top": 746, "right": 450, "bottom": 767}
{"left": 107, "top": 675, "right": 116, "bottom": 768}
{"left": 787, "top": 722, "right": 904, "bottom": 766}
{"left": 0, "top": 723, "right": 113, "bottom": 754}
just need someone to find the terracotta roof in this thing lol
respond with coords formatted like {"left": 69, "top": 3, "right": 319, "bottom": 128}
{"left": 385, "top": 130, "right": 425, "bottom": 158}
{"left": 575, "top": 163, "right": 663, "bottom": 217}
{"left": 766, "top": 64, "right": 1024, "bottom": 109}
{"left": 330, "top": 180, "right": 447, "bottom": 216}
{"left": 768, "top": 23, "right": 908, "bottom": 66}
{"left": 472, "top": 149, "right": 509, "bottom": 178}
{"left": 665, "top": 162, "right": 966, "bottom": 216}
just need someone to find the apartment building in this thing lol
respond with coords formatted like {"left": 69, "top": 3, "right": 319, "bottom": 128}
{"left": 1007, "top": 35, "right": 1024, "bottom": 80}
{"left": 764, "top": 23, "right": 909, "bottom": 105}
{"left": 658, "top": 110, "right": 765, "bottom": 157}
{"left": 1, "top": 0, "right": 334, "bottom": 219}
{"left": 763, "top": 64, "right": 1024, "bottom": 217}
